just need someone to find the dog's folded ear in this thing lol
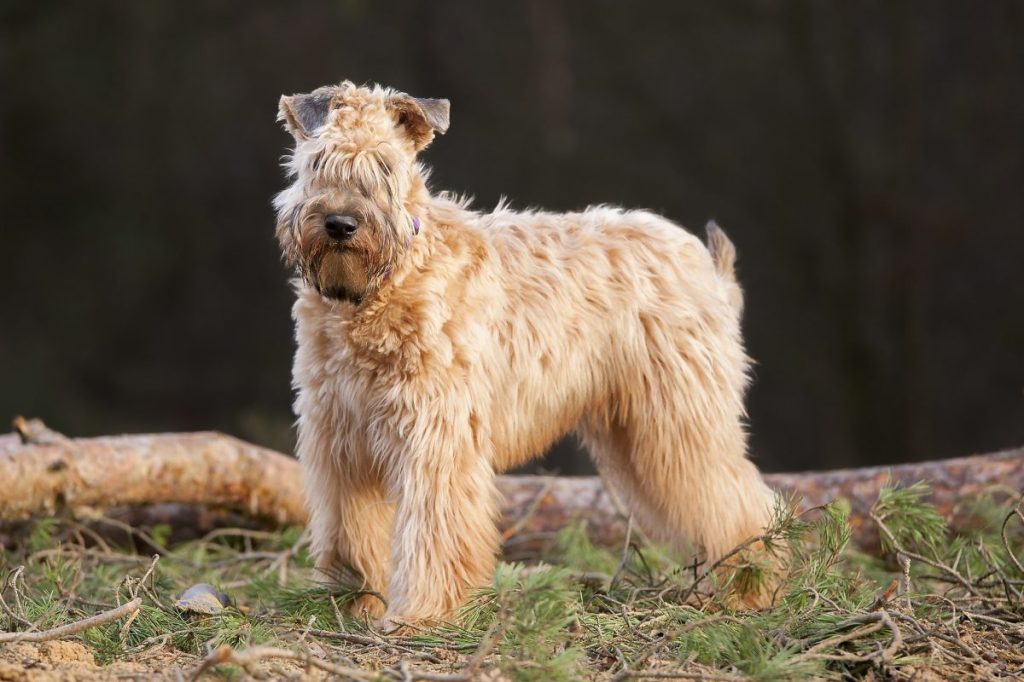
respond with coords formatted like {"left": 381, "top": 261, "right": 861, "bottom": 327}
{"left": 389, "top": 94, "right": 450, "bottom": 151}
{"left": 279, "top": 90, "right": 334, "bottom": 140}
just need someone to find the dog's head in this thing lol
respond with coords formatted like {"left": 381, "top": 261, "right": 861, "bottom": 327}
{"left": 273, "top": 81, "right": 449, "bottom": 303}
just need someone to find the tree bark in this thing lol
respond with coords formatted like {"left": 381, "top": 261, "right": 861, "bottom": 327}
{"left": 500, "top": 448, "right": 1024, "bottom": 553}
{"left": 0, "top": 432, "right": 305, "bottom": 526}
{"left": 2, "top": 432, "right": 1021, "bottom": 551}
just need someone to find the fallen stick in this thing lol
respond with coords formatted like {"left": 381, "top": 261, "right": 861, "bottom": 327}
{"left": 2, "top": 431, "right": 1021, "bottom": 550}
{"left": 0, "top": 597, "right": 142, "bottom": 643}
{"left": 190, "top": 644, "right": 379, "bottom": 682}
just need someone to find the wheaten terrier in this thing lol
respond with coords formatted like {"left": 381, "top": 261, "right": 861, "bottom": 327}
{"left": 274, "top": 81, "right": 778, "bottom": 627}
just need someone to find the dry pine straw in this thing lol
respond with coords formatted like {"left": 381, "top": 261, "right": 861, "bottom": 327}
{"left": 0, "top": 485, "right": 1023, "bottom": 681}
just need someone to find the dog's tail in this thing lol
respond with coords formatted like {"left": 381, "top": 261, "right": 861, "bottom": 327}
{"left": 705, "top": 220, "right": 744, "bottom": 313}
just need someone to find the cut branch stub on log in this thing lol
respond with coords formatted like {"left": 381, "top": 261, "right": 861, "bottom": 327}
{"left": 1, "top": 431, "right": 1021, "bottom": 551}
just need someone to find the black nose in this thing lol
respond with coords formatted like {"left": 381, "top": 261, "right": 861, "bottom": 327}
{"left": 324, "top": 214, "right": 359, "bottom": 240}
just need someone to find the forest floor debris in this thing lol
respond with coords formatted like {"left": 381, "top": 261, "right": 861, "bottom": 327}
{"left": 1, "top": 484, "right": 1023, "bottom": 680}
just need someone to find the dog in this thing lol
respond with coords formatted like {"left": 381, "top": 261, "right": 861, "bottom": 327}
{"left": 273, "top": 80, "right": 779, "bottom": 627}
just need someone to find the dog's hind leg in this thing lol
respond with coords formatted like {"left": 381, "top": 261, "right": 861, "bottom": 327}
{"left": 578, "top": 406, "right": 775, "bottom": 562}
{"left": 576, "top": 342, "right": 778, "bottom": 604}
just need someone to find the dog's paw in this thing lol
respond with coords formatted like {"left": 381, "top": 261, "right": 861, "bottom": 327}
{"left": 348, "top": 592, "right": 386, "bottom": 620}
{"left": 712, "top": 542, "right": 789, "bottom": 610}
{"left": 376, "top": 615, "right": 419, "bottom": 636}
{"left": 376, "top": 612, "right": 448, "bottom": 637}
{"left": 377, "top": 617, "right": 405, "bottom": 636}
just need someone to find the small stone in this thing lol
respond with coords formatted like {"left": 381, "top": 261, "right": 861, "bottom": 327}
{"left": 175, "top": 583, "right": 230, "bottom": 615}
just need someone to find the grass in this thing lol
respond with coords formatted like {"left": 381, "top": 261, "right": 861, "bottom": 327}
{"left": 1, "top": 485, "right": 1023, "bottom": 680}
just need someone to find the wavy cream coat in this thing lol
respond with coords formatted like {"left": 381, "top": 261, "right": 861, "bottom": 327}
{"left": 275, "top": 81, "right": 776, "bottom": 626}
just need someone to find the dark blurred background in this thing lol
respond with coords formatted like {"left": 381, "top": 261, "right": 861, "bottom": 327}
{"left": 2, "top": 2, "right": 1022, "bottom": 474}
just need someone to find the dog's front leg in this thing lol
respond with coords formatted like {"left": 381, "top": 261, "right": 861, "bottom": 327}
{"left": 297, "top": 418, "right": 393, "bottom": 619}
{"left": 380, "top": 415, "right": 500, "bottom": 628}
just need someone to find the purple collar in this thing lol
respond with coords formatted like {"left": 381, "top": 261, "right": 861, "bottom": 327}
{"left": 404, "top": 217, "right": 421, "bottom": 251}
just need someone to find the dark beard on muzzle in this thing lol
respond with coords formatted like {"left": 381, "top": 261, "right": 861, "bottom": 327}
{"left": 310, "top": 248, "right": 369, "bottom": 305}
{"left": 320, "top": 286, "right": 362, "bottom": 305}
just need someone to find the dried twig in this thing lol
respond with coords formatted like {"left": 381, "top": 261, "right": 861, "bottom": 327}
{"left": 1001, "top": 502, "right": 1024, "bottom": 576}
{"left": 871, "top": 511, "right": 981, "bottom": 598}
{"left": 189, "top": 644, "right": 376, "bottom": 681}
{"left": 0, "top": 596, "right": 142, "bottom": 643}
{"left": 0, "top": 566, "right": 33, "bottom": 631}
{"left": 189, "top": 643, "right": 468, "bottom": 682}
{"left": 612, "top": 668, "right": 747, "bottom": 681}
{"left": 302, "top": 628, "right": 442, "bottom": 664}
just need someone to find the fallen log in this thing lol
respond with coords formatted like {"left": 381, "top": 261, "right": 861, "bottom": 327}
{"left": 0, "top": 431, "right": 306, "bottom": 527}
{"left": 1, "top": 430, "right": 1021, "bottom": 551}
{"left": 500, "top": 448, "right": 1024, "bottom": 553}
